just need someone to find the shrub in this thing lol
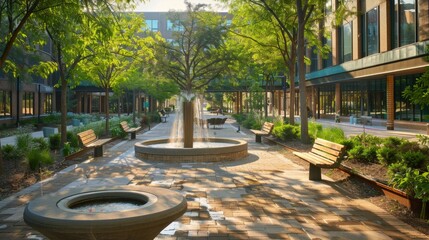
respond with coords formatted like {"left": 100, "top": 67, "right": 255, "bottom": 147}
{"left": 32, "top": 137, "right": 50, "bottom": 151}
{"left": 340, "top": 139, "right": 354, "bottom": 152}
{"left": 1, "top": 144, "right": 24, "bottom": 167}
{"left": 66, "top": 131, "right": 79, "bottom": 148}
{"left": 27, "top": 149, "right": 53, "bottom": 171}
{"left": 242, "top": 113, "right": 259, "bottom": 129}
{"left": 49, "top": 134, "right": 61, "bottom": 150}
{"left": 62, "top": 142, "right": 73, "bottom": 156}
{"left": 377, "top": 146, "right": 400, "bottom": 165}
{"left": 401, "top": 151, "right": 428, "bottom": 169}
{"left": 308, "top": 121, "right": 323, "bottom": 138}
{"left": 316, "top": 127, "right": 345, "bottom": 144}
{"left": 272, "top": 124, "right": 300, "bottom": 141}
{"left": 16, "top": 133, "right": 33, "bottom": 152}
{"left": 348, "top": 145, "right": 365, "bottom": 162}
{"left": 346, "top": 134, "right": 382, "bottom": 163}
{"left": 111, "top": 124, "right": 127, "bottom": 138}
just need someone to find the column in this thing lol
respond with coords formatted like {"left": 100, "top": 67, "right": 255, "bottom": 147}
{"left": 386, "top": 75, "right": 394, "bottom": 130}
{"left": 335, "top": 83, "right": 341, "bottom": 114}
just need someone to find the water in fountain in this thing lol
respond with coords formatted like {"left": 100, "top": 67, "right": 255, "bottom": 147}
{"left": 168, "top": 92, "right": 209, "bottom": 147}
{"left": 71, "top": 199, "right": 145, "bottom": 213}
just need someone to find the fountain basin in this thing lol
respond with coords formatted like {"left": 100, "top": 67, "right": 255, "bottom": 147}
{"left": 23, "top": 186, "right": 187, "bottom": 240}
{"left": 135, "top": 138, "right": 248, "bottom": 162}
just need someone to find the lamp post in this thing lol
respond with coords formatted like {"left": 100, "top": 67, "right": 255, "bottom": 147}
{"left": 37, "top": 84, "right": 41, "bottom": 124}
{"left": 16, "top": 77, "right": 20, "bottom": 127}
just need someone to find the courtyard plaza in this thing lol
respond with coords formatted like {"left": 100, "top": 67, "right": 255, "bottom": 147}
{"left": 0, "top": 112, "right": 427, "bottom": 239}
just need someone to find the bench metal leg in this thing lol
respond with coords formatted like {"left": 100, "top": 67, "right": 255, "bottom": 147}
{"left": 255, "top": 135, "right": 262, "bottom": 143}
{"left": 309, "top": 163, "right": 322, "bottom": 181}
{"left": 130, "top": 132, "right": 136, "bottom": 140}
{"left": 94, "top": 146, "right": 103, "bottom": 157}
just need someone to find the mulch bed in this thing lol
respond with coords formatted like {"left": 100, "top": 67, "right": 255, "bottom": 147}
{"left": 273, "top": 138, "right": 429, "bottom": 236}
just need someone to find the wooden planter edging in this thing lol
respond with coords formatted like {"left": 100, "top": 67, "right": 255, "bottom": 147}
{"left": 339, "top": 164, "right": 427, "bottom": 217}
{"left": 264, "top": 137, "right": 428, "bottom": 217}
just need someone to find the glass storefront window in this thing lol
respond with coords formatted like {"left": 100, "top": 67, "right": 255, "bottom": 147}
{"left": 340, "top": 22, "right": 352, "bottom": 63}
{"left": 23, "top": 92, "right": 34, "bottom": 116}
{"left": 44, "top": 94, "right": 53, "bottom": 114}
{"left": 395, "top": 74, "right": 429, "bottom": 122}
{"left": 362, "top": 7, "right": 379, "bottom": 56}
{"left": 0, "top": 90, "right": 11, "bottom": 117}
{"left": 392, "top": 0, "right": 417, "bottom": 48}
{"left": 318, "top": 85, "right": 336, "bottom": 116}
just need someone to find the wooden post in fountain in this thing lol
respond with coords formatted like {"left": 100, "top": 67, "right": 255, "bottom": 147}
{"left": 183, "top": 101, "right": 194, "bottom": 148}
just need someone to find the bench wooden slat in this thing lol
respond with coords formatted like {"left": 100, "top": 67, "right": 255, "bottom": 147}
{"left": 293, "top": 138, "right": 345, "bottom": 180}
{"left": 293, "top": 152, "right": 336, "bottom": 167}
{"left": 120, "top": 121, "right": 141, "bottom": 139}
{"left": 306, "top": 152, "right": 340, "bottom": 167}
{"left": 251, "top": 122, "right": 274, "bottom": 143}
{"left": 312, "top": 144, "right": 343, "bottom": 157}
{"left": 77, "top": 129, "right": 112, "bottom": 157}
{"left": 310, "top": 148, "right": 340, "bottom": 162}
{"left": 86, "top": 138, "right": 111, "bottom": 147}
{"left": 314, "top": 138, "right": 344, "bottom": 151}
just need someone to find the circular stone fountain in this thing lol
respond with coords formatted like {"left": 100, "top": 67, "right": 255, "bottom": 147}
{"left": 135, "top": 138, "right": 248, "bottom": 162}
{"left": 23, "top": 186, "right": 187, "bottom": 240}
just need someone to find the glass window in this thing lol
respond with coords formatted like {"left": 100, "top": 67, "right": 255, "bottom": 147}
{"left": 23, "top": 92, "right": 34, "bottom": 116}
{"left": 362, "top": 7, "right": 379, "bottom": 56}
{"left": 394, "top": 74, "right": 429, "bottom": 122}
{"left": 340, "top": 22, "right": 352, "bottom": 63}
{"left": 322, "top": 36, "right": 332, "bottom": 68}
{"left": 309, "top": 47, "right": 318, "bottom": 72}
{"left": 368, "top": 79, "right": 386, "bottom": 119}
{"left": 392, "top": 0, "right": 417, "bottom": 48}
{"left": 44, "top": 93, "right": 52, "bottom": 114}
{"left": 167, "top": 20, "right": 184, "bottom": 32}
{"left": 0, "top": 90, "right": 11, "bottom": 117}
{"left": 318, "top": 85, "right": 336, "bottom": 116}
{"left": 145, "top": 19, "right": 159, "bottom": 31}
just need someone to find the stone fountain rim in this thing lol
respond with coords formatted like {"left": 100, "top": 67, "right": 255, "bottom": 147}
{"left": 135, "top": 138, "right": 248, "bottom": 156}
{"left": 23, "top": 185, "right": 187, "bottom": 230}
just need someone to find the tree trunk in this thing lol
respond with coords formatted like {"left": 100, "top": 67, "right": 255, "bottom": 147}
{"left": 289, "top": 63, "right": 296, "bottom": 125}
{"left": 283, "top": 76, "right": 287, "bottom": 121}
{"left": 105, "top": 87, "right": 110, "bottom": 136}
{"left": 132, "top": 90, "right": 136, "bottom": 124}
{"left": 183, "top": 101, "right": 194, "bottom": 148}
{"left": 297, "top": 0, "right": 310, "bottom": 143}
{"left": 57, "top": 45, "right": 67, "bottom": 148}
{"left": 0, "top": 0, "right": 40, "bottom": 69}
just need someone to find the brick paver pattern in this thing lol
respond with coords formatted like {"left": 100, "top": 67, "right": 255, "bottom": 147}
{"left": 0, "top": 112, "right": 427, "bottom": 240}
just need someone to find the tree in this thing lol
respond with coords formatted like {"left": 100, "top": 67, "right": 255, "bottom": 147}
{"left": 226, "top": 0, "right": 300, "bottom": 125}
{"left": 0, "top": 0, "right": 137, "bottom": 71}
{"left": 33, "top": 2, "right": 98, "bottom": 147}
{"left": 80, "top": 13, "right": 153, "bottom": 135}
{"left": 225, "top": 0, "right": 346, "bottom": 143}
{"left": 403, "top": 47, "right": 429, "bottom": 107}
{"left": 156, "top": 2, "right": 232, "bottom": 147}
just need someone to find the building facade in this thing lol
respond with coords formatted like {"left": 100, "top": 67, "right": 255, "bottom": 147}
{"left": 302, "top": 0, "right": 429, "bottom": 130}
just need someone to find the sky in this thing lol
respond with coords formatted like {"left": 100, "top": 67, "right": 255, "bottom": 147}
{"left": 133, "top": 0, "right": 228, "bottom": 12}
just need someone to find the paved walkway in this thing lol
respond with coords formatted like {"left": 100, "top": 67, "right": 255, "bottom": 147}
{"left": 0, "top": 113, "right": 427, "bottom": 239}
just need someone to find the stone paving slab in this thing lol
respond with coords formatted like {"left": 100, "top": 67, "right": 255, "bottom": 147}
{"left": 0, "top": 112, "right": 427, "bottom": 239}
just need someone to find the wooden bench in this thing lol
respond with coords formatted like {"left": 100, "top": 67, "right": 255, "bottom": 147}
{"left": 77, "top": 129, "right": 112, "bottom": 157}
{"left": 293, "top": 138, "right": 345, "bottom": 181}
{"left": 360, "top": 115, "right": 372, "bottom": 125}
{"left": 207, "top": 118, "right": 227, "bottom": 129}
{"left": 158, "top": 111, "right": 167, "bottom": 123}
{"left": 250, "top": 122, "right": 274, "bottom": 143}
{"left": 120, "top": 121, "right": 141, "bottom": 139}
